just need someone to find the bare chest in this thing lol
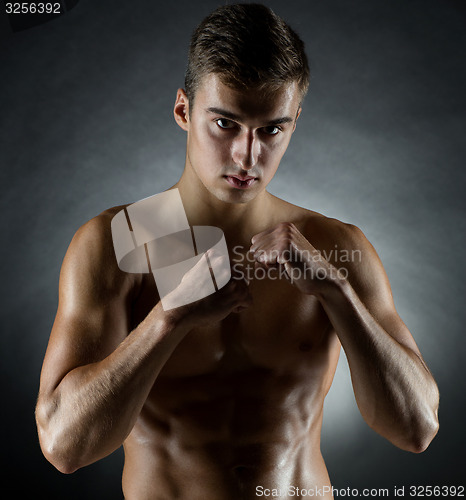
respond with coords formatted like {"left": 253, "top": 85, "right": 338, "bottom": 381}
{"left": 131, "top": 269, "right": 334, "bottom": 379}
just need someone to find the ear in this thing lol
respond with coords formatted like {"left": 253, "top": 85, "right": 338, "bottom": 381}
{"left": 292, "top": 107, "right": 302, "bottom": 133}
{"left": 174, "top": 88, "right": 190, "bottom": 131}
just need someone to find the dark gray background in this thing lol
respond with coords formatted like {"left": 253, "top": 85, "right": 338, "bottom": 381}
{"left": 1, "top": 0, "right": 465, "bottom": 498}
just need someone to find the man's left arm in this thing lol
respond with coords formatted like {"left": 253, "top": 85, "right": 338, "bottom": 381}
{"left": 250, "top": 221, "right": 439, "bottom": 453}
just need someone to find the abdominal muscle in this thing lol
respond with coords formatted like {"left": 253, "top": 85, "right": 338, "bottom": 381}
{"left": 121, "top": 270, "right": 339, "bottom": 499}
{"left": 121, "top": 363, "right": 335, "bottom": 500}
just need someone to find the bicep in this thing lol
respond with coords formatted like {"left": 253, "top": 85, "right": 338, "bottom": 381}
{"left": 39, "top": 216, "right": 134, "bottom": 396}
{"left": 342, "top": 225, "right": 423, "bottom": 358}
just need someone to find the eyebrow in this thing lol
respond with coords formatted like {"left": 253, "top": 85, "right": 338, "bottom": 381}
{"left": 206, "top": 107, "right": 294, "bottom": 126}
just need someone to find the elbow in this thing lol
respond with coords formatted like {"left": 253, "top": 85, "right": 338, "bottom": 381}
{"left": 370, "top": 379, "right": 440, "bottom": 454}
{"left": 406, "top": 427, "right": 438, "bottom": 454}
{"left": 381, "top": 391, "right": 440, "bottom": 454}
{"left": 408, "top": 411, "right": 439, "bottom": 454}
{"left": 38, "top": 427, "right": 81, "bottom": 474}
{"left": 35, "top": 401, "right": 80, "bottom": 474}
{"left": 43, "top": 445, "right": 79, "bottom": 475}
{"left": 404, "top": 391, "right": 440, "bottom": 453}
{"left": 41, "top": 436, "right": 80, "bottom": 474}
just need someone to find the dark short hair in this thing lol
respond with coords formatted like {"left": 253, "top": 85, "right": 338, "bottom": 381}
{"left": 185, "top": 3, "right": 310, "bottom": 109}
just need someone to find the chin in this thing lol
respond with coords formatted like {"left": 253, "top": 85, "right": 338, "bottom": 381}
{"left": 210, "top": 186, "right": 258, "bottom": 205}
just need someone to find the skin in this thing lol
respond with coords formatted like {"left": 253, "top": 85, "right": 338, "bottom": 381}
{"left": 36, "top": 73, "right": 439, "bottom": 500}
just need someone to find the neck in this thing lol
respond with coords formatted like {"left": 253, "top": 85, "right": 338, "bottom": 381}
{"left": 173, "top": 167, "right": 271, "bottom": 244}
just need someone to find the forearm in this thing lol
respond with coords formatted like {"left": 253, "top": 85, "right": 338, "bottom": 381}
{"left": 36, "top": 303, "right": 189, "bottom": 473}
{"left": 318, "top": 277, "right": 439, "bottom": 452}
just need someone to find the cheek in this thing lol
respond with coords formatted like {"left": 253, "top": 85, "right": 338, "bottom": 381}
{"left": 263, "top": 162, "right": 280, "bottom": 182}
{"left": 261, "top": 140, "right": 288, "bottom": 169}
{"left": 194, "top": 124, "right": 228, "bottom": 155}
{"left": 189, "top": 126, "right": 231, "bottom": 177}
{"left": 205, "top": 131, "right": 233, "bottom": 168}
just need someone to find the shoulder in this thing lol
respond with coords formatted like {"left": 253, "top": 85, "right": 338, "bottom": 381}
{"left": 299, "top": 212, "right": 393, "bottom": 306}
{"left": 273, "top": 196, "right": 368, "bottom": 251}
{"left": 303, "top": 214, "right": 369, "bottom": 253}
{"left": 61, "top": 204, "right": 136, "bottom": 306}
{"left": 277, "top": 199, "right": 383, "bottom": 287}
{"left": 79, "top": 204, "right": 130, "bottom": 234}
{"left": 302, "top": 213, "right": 379, "bottom": 275}
{"left": 67, "top": 204, "right": 129, "bottom": 267}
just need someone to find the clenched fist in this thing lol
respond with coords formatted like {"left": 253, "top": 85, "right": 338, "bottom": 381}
{"left": 249, "top": 222, "right": 340, "bottom": 297}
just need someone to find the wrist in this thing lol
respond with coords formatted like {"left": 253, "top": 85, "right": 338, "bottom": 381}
{"left": 313, "top": 265, "right": 349, "bottom": 303}
{"left": 152, "top": 301, "right": 192, "bottom": 334}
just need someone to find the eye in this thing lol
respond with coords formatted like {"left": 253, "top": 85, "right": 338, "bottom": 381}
{"left": 215, "top": 118, "right": 236, "bottom": 129}
{"left": 262, "top": 125, "right": 281, "bottom": 136}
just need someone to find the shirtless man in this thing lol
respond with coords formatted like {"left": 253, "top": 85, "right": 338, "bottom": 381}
{"left": 35, "top": 4, "right": 439, "bottom": 499}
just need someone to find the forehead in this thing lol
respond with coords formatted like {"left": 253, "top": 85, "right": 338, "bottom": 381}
{"left": 192, "top": 73, "right": 301, "bottom": 121}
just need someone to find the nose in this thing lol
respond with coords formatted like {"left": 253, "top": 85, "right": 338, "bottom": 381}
{"left": 231, "top": 130, "right": 259, "bottom": 170}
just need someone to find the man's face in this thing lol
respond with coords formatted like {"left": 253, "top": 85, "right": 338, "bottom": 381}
{"left": 180, "top": 73, "right": 302, "bottom": 204}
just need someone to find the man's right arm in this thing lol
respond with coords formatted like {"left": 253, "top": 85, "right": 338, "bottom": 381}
{"left": 35, "top": 212, "right": 250, "bottom": 474}
{"left": 35, "top": 212, "right": 192, "bottom": 473}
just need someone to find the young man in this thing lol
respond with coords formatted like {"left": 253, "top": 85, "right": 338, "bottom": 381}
{"left": 36, "top": 4, "right": 439, "bottom": 499}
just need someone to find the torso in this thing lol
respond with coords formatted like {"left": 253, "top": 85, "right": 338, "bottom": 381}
{"left": 119, "top": 197, "right": 343, "bottom": 500}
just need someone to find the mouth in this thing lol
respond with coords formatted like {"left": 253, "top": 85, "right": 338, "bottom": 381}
{"left": 224, "top": 175, "right": 257, "bottom": 189}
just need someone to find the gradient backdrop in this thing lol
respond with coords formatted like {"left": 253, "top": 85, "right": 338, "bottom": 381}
{"left": 1, "top": 0, "right": 465, "bottom": 498}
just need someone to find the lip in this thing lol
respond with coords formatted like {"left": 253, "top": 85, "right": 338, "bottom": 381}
{"left": 230, "top": 175, "right": 255, "bottom": 181}
{"left": 224, "top": 175, "right": 257, "bottom": 189}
